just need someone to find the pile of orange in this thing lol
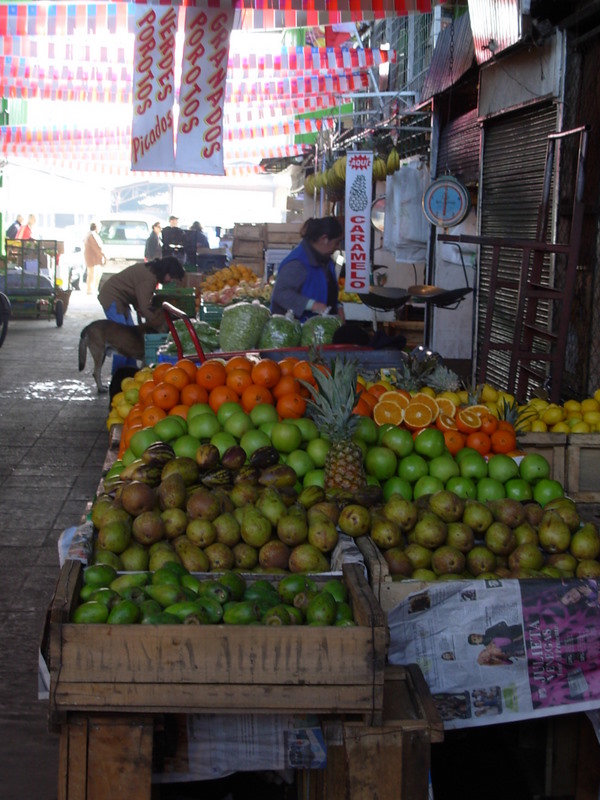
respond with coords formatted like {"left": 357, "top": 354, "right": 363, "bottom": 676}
{"left": 117, "top": 355, "right": 321, "bottom": 458}
{"left": 370, "top": 390, "right": 521, "bottom": 458}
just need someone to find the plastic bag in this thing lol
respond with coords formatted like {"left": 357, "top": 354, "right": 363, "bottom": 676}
{"left": 219, "top": 300, "right": 271, "bottom": 352}
{"left": 300, "top": 314, "right": 342, "bottom": 346}
{"left": 258, "top": 311, "right": 301, "bottom": 349}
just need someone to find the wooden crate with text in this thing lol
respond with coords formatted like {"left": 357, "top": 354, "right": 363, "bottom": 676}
{"left": 46, "top": 561, "right": 387, "bottom": 724}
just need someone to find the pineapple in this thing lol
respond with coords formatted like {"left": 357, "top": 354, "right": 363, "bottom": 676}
{"left": 304, "top": 357, "right": 367, "bottom": 493}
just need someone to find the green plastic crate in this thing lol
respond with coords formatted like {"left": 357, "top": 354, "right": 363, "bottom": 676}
{"left": 144, "top": 333, "right": 169, "bottom": 366}
{"left": 198, "top": 302, "right": 224, "bottom": 326}
{"left": 153, "top": 287, "right": 196, "bottom": 317}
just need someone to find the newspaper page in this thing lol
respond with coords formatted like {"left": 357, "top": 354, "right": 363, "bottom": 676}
{"left": 153, "top": 714, "right": 326, "bottom": 783}
{"left": 387, "top": 578, "right": 600, "bottom": 730}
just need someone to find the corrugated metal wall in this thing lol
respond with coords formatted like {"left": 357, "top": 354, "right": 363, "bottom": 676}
{"left": 476, "top": 103, "right": 558, "bottom": 393}
{"left": 437, "top": 108, "right": 480, "bottom": 185}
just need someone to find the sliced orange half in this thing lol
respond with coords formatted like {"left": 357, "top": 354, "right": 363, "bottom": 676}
{"left": 436, "top": 412, "right": 459, "bottom": 432}
{"left": 456, "top": 407, "right": 482, "bottom": 434}
{"left": 403, "top": 403, "right": 434, "bottom": 430}
{"left": 436, "top": 396, "right": 457, "bottom": 418}
{"left": 378, "top": 390, "right": 411, "bottom": 410}
{"left": 411, "top": 392, "right": 440, "bottom": 421}
{"left": 373, "top": 401, "right": 404, "bottom": 426}
{"left": 466, "top": 403, "right": 490, "bottom": 420}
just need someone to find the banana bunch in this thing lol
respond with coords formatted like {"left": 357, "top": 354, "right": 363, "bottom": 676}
{"left": 339, "top": 290, "right": 362, "bottom": 302}
{"left": 304, "top": 173, "right": 317, "bottom": 195}
{"left": 386, "top": 148, "right": 400, "bottom": 175}
{"left": 303, "top": 152, "right": 391, "bottom": 197}
{"left": 332, "top": 156, "right": 347, "bottom": 181}
{"left": 373, "top": 156, "right": 388, "bottom": 182}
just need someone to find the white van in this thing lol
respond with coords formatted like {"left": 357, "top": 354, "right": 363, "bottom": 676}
{"left": 98, "top": 214, "right": 155, "bottom": 275}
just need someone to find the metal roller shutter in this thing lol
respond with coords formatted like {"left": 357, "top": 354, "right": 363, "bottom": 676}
{"left": 476, "top": 103, "right": 558, "bottom": 392}
{"left": 437, "top": 108, "right": 480, "bottom": 186}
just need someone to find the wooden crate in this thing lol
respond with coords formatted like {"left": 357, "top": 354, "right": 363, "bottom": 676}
{"left": 517, "top": 432, "right": 567, "bottom": 485}
{"left": 232, "top": 223, "right": 265, "bottom": 241}
{"left": 565, "top": 434, "right": 600, "bottom": 502}
{"left": 265, "top": 222, "right": 303, "bottom": 247}
{"left": 230, "top": 257, "right": 264, "bottom": 277}
{"left": 56, "top": 665, "right": 441, "bottom": 800}
{"left": 300, "top": 665, "right": 443, "bottom": 800}
{"left": 46, "top": 561, "right": 387, "bottom": 724}
{"left": 231, "top": 239, "right": 265, "bottom": 259}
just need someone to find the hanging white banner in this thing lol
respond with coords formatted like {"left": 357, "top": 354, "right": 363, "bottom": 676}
{"left": 344, "top": 151, "right": 373, "bottom": 292}
{"left": 173, "top": 6, "right": 234, "bottom": 175}
{"left": 131, "top": 6, "right": 178, "bottom": 172}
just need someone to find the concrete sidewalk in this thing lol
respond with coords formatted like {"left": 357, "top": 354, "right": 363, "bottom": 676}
{"left": 0, "top": 289, "right": 110, "bottom": 800}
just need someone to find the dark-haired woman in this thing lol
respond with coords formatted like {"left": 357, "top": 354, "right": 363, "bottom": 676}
{"left": 270, "top": 216, "right": 344, "bottom": 321}
{"left": 98, "top": 256, "right": 185, "bottom": 373}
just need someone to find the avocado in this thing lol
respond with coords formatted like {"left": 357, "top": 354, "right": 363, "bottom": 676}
{"left": 306, "top": 591, "right": 337, "bottom": 626}
{"left": 72, "top": 601, "right": 110, "bottom": 624}
{"left": 83, "top": 564, "right": 118, "bottom": 589}
{"left": 223, "top": 600, "right": 261, "bottom": 625}
{"left": 107, "top": 599, "right": 140, "bottom": 624}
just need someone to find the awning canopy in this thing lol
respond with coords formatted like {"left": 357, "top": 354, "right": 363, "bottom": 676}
{"left": 0, "top": 2, "right": 431, "bottom": 34}
{"left": 0, "top": 1, "right": 432, "bottom": 177}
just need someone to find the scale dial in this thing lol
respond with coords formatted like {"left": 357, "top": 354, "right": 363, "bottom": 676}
{"left": 422, "top": 177, "right": 471, "bottom": 228}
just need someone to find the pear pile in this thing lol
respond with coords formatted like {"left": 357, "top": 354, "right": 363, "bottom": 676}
{"left": 72, "top": 562, "right": 352, "bottom": 627}
{"left": 359, "top": 488, "right": 600, "bottom": 581}
{"left": 91, "top": 439, "right": 375, "bottom": 576}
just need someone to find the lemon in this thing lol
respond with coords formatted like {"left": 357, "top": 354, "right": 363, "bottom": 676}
{"left": 112, "top": 390, "right": 125, "bottom": 407}
{"left": 528, "top": 398, "right": 548, "bottom": 411}
{"left": 485, "top": 402, "right": 499, "bottom": 416}
{"left": 120, "top": 376, "right": 137, "bottom": 392}
{"left": 530, "top": 419, "right": 548, "bottom": 432}
{"left": 357, "top": 375, "right": 367, "bottom": 387}
{"left": 594, "top": 388, "right": 600, "bottom": 404}
{"left": 583, "top": 411, "right": 600, "bottom": 426}
{"left": 581, "top": 398, "right": 600, "bottom": 414}
{"left": 116, "top": 401, "right": 133, "bottom": 420}
{"left": 480, "top": 383, "right": 498, "bottom": 403}
{"left": 563, "top": 399, "right": 581, "bottom": 414}
{"left": 419, "top": 386, "right": 436, "bottom": 397}
{"left": 106, "top": 411, "right": 122, "bottom": 431}
{"left": 135, "top": 367, "right": 154, "bottom": 384}
{"left": 496, "top": 390, "right": 515, "bottom": 406}
{"left": 541, "top": 404, "right": 565, "bottom": 425}
{"left": 457, "top": 390, "right": 469, "bottom": 405}
{"left": 437, "top": 390, "right": 460, "bottom": 406}
{"left": 570, "top": 421, "right": 591, "bottom": 434}
{"left": 550, "top": 421, "right": 570, "bottom": 433}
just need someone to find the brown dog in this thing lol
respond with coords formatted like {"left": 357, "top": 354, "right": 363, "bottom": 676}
{"left": 79, "top": 320, "right": 151, "bottom": 393}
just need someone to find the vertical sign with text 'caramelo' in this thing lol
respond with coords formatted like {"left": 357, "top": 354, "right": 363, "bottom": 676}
{"left": 344, "top": 151, "right": 373, "bottom": 292}
{"left": 131, "top": 5, "right": 178, "bottom": 171}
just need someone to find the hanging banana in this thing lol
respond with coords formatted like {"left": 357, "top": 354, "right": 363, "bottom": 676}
{"left": 386, "top": 148, "right": 400, "bottom": 175}
{"left": 373, "top": 156, "right": 388, "bottom": 182}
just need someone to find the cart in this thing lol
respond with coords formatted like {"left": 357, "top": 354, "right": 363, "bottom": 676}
{"left": 1, "top": 239, "right": 66, "bottom": 327}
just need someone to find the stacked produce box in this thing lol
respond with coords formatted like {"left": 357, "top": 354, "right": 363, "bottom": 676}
{"left": 231, "top": 222, "right": 303, "bottom": 280}
{"left": 231, "top": 223, "right": 266, "bottom": 277}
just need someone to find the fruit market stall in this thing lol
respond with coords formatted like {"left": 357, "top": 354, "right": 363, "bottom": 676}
{"left": 57, "top": 334, "right": 600, "bottom": 796}
{"left": 45, "top": 352, "right": 445, "bottom": 797}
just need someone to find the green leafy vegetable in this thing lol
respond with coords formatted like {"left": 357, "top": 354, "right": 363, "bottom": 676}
{"left": 219, "top": 301, "right": 271, "bottom": 352}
